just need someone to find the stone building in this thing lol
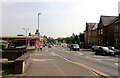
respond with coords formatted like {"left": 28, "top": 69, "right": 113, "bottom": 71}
{"left": 84, "top": 23, "right": 98, "bottom": 48}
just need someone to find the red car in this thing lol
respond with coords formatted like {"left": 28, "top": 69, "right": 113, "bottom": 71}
{"left": 48, "top": 45, "right": 52, "bottom": 48}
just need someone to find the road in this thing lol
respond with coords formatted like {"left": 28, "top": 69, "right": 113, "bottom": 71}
{"left": 25, "top": 46, "right": 120, "bottom": 78}
{"left": 49, "top": 46, "right": 119, "bottom": 77}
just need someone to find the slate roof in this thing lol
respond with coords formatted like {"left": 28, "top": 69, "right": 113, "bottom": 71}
{"left": 92, "top": 23, "right": 98, "bottom": 30}
{"left": 86, "top": 23, "right": 98, "bottom": 31}
{"left": 100, "top": 15, "right": 117, "bottom": 26}
{"left": 114, "top": 17, "right": 120, "bottom": 23}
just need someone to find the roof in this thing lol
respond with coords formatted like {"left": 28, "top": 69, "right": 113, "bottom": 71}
{"left": 100, "top": 15, "right": 117, "bottom": 26}
{"left": 92, "top": 23, "right": 98, "bottom": 30}
{"left": 86, "top": 23, "right": 98, "bottom": 30}
{"left": 0, "top": 36, "right": 39, "bottom": 39}
{"left": 114, "top": 17, "right": 120, "bottom": 24}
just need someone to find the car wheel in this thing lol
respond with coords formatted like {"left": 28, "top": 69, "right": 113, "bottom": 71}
{"left": 111, "top": 54, "right": 115, "bottom": 56}
{"left": 92, "top": 49, "right": 94, "bottom": 52}
{"left": 95, "top": 52, "right": 98, "bottom": 55}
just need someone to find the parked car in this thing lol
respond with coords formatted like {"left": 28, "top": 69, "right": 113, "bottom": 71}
{"left": 107, "top": 46, "right": 120, "bottom": 56}
{"left": 95, "top": 46, "right": 115, "bottom": 56}
{"left": 91, "top": 45, "right": 100, "bottom": 52}
{"left": 11, "top": 44, "right": 16, "bottom": 48}
{"left": 48, "top": 45, "right": 52, "bottom": 48}
{"left": 70, "top": 44, "right": 80, "bottom": 51}
{"left": 16, "top": 45, "right": 26, "bottom": 49}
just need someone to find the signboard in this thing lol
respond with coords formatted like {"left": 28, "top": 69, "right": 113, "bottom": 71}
{"left": 35, "top": 39, "right": 40, "bottom": 48}
{"left": 35, "top": 35, "right": 44, "bottom": 48}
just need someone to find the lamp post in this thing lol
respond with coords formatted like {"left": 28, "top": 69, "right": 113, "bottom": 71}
{"left": 38, "top": 13, "right": 41, "bottom": 51}
{"left": 22, "top": 28, "right": 29, "bottom": 48}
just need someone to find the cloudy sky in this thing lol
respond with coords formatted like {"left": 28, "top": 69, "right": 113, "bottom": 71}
{"left": 1, "top": 0, "right": 120, "bottom": 38}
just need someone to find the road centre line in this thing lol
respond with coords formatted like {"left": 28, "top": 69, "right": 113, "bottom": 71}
{"left": 52, "top": 52, "right": 112, "bottom": 78}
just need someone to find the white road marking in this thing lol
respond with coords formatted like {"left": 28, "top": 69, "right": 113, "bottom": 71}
{"left": 86, "top": 56, "right": 102, "bottom": 61}
{"left": 115, "top": 63, "right": 118, "bottom": 65}
{"left": 91, "top": 70, "right": 99, "bottom": 76}
{"left": 95, "top": 59, "right": 102, "bottom": 61}
{"left": 50, "top": 52, "right": 105, "bottom": 76}
{"left": 66, "top": 51, "right": 69, "bottom": 53}
{"left": 77, "top": 52, "right": 83, "bottom": 56}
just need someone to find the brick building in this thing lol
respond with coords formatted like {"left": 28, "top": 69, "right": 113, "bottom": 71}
{"left": 84, "top": 23, "right": 98, "bottom": 48}
{"left": 114, "top": 17, "right": 120, "bottom": 48}
{"left": 97, "top": 15, "right": 117, "bottom": 46}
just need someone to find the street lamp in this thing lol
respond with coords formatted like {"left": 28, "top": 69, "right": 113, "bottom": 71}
{"left": 38, "top": 13, "right": 41, "bottom": 32}
{"left": 22, "top": 28, "right": 29, "bottom": 48}
{"left": 38, "top": 13, "right": 41, "bottom": 51}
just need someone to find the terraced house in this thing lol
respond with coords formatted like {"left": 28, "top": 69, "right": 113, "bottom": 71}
{"left": 85, "top": 15, "right": 120, "bottom": 48}
{"left": 97, "top": 15, "right": 117, "bottom": 46}
{"left": 84, "top": 23, "right": 98, "bottom": 48}
{"left": 108, "top": 16, "right": 120, "bottom": 48}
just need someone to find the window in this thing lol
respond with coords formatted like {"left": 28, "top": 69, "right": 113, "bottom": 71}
{"left": 115, "top": 24, "right": 119, "bottom": 33}
{"left": 99, "top": 29, "right": 100, "bottom": 35}
{"left": 99, "top": 28, "right": 103, "bottom": 35}
{"left": 101, "top": 29, "right": 103, "bottom": 34}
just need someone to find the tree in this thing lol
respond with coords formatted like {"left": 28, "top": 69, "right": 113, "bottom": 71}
{"left": 47, "top": 37, "right": 56, "bottom": 44}
{"left": 78, "top": 33, "right": 84, "bottom": 42}
{"left": 78, "top": 33, "right": 85, "bottom": 48}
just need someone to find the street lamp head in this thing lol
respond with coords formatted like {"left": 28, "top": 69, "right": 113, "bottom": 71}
{"left": 22, "top": 28, "right": 25, "bottom": 30}
{"left": 38, "top": 13, "right": 41, "bottom": 15}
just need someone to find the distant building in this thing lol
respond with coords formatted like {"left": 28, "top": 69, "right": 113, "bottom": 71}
{"left": 0, "top": 36, "right": 43, "bottom": 48}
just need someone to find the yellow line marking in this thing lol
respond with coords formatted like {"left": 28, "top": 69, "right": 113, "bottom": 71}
{"left": 52, "top": 52, "right": 113, "bottom": 78}
{"left": 67, "top": 60, "right": 113, "bottom": 78}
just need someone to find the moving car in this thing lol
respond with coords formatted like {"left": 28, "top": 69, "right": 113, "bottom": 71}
{"left": 95, "top": 46, "right": 115, "bottom": 56}
{"left": 107, "top": 46, "right": 120, "bottom": 56}
{"left": 70, "top": 44, "right": 80, "bottom": 51}
{"left": 48, "top": 45, "right": 52, "bottom": 48}
{"left": 91, "top": 45, "right": 100, "bottom": 52}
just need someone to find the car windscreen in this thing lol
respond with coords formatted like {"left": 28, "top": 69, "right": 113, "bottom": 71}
{"left": 73, "top": 44, "right": 79, "bottom": 47}
{"left": 102, "top": 47, "right": 109, "bottom": 50}
{"left": 108, "top": 47, "right": 115, "bottom": 50}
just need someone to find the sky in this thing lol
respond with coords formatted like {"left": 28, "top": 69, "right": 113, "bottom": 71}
{"left": 1, "top": 0, "right": 120, "bottom": 38}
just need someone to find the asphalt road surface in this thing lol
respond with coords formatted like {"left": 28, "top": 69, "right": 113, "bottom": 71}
{"left": 49, "top": 46, "right": 120, "bottom": 77}
{"left": 25, "top": 46, "right": 120, "bottom": 78}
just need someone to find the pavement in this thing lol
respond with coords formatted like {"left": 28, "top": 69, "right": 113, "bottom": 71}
{"left": 25, "top": 47, "right": 97, "bottom": 77}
